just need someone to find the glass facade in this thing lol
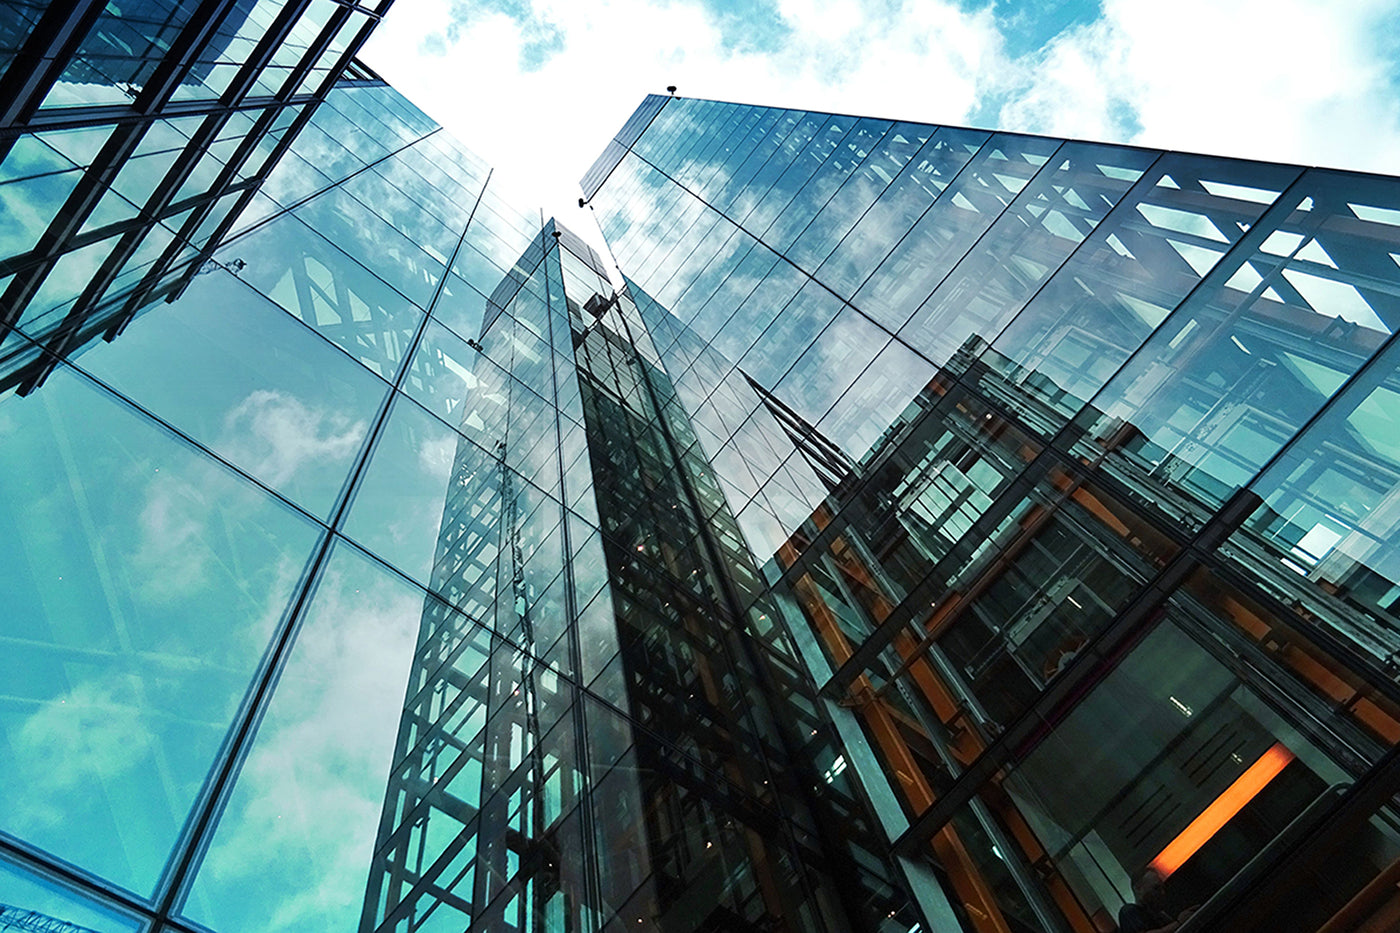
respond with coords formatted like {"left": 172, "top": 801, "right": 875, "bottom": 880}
{"left": 582, "top": 96, "right": 1400, "bottom": 932}
{"left": 9, "top": 4, "right": 1400, "bottom": 931}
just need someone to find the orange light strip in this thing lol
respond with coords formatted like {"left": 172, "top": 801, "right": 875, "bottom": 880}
{"left": 1150, "top": 742, "right": 1295, "bottom": 878}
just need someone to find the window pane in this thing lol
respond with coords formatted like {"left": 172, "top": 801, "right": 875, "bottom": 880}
{"left": 182, "top": 542, "right": 426, "bottom": 933}
{"left": 74, "top": 271, "right": 390, "bottom": 518}
{"left": 0, "top": 366, "right": 321, "bottom": 894}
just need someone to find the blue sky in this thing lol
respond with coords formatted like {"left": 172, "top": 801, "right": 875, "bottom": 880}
{"left": 362, "top": 0, "right": 1400, "bottom": 257}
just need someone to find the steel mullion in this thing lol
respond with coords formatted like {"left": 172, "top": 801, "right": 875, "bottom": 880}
{"left": 218, "top": 0, "right": 315, "bottom": 106}
{"left": 131, "top": 0, "right": 243, "bottom": 115}
{"left": 0, "top": 0, "right": 108, "bottom": 129}
{"left": 0, "top": 118, "right": 148, "bottom": 332}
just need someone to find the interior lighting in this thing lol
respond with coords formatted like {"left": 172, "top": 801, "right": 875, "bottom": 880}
{"left": 1150, "top": 742, "right": 1295, "bottom": 877}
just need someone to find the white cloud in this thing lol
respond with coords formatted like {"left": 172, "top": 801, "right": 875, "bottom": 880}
{"left": 188, "top": 559, "right": 424, "bottom": 932}
{"left": 361, "top": 0, "right": 1009, "bottom": 262}
{"left": 12, "top": 673, "right": 156, "bottom": 828}
{"left": 999, "top": 0, "right": 1400, "bottom": 173}
{"left": 220, "top": 389, "right": 367, "bottom": 487}
{"left": 362, "top": 0, "right": 1400, "bottom": 274}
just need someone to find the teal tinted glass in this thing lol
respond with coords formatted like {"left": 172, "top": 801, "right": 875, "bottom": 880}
{"left": 182, "top": 542, "right": 423, "bottom": 933}
{"left": 1226, "top": 337, "right": 1400, "bottom": 664}
{"left": 899, "top": 140, "right": 1157, "bottom": 368}
{"left": 1078, "top": 169, "right": 1400, "bottom": 527}
{"left": 343, "top": 392, "right": 482, "bottom": 586}
{"left": 0, "top": 365, "right": 321, "bottom": 894}
{"left": 73, "top": 272, "right": 390, "bottom": 518}
{"left": 979, "top": 154, "right": 1300, "bottom": 435}
{"left": 292, "top": 186, "right": 443, "bottom": 309}
{"left": 222, "top": 211, "right": 427, "bottom": 379}
{"left": 0, "top": 856, "right": 145, "bottom": 932}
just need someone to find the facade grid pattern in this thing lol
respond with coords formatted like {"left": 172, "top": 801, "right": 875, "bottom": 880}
{"left": 581, "top": 93, "right": 1400, "bottom": 933}
{"left": 8, "top": 5, "right": 1400, "bottom": 933}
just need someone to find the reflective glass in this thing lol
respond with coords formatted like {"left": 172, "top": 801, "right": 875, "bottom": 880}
{"left": 342, "top": 159, "right": 461, "bottom": 266}
{"left": 183, "top": 542, "right": 423, "bottom": 933}
{"left": 0, "top": 135, "right": 78, "bottom": 186}
{"left": 259, "top": 148, "right": 334, "bottom": 209}
{"left": 971, "top": 615, "right": 1353, "bottom": 932}
{"left": 174, "top": 0, "right": 290, "bottom": 101}
{"left": 814, "top": 126, "right": 989, "bottom": 300}
{"left": 899, "top": 141, "right": 1157, "bottom": 368}
{"left": 0, "top": 365, "right": 321, "bottom": 894}
{"left": 1225, "top": 336, "right": 1400, "bottom": 666}
{"left": 786, "top": 120, "right": 936, "bottom": 272}
{"left": 979, "top": 155, "right": 1300, "bottom": 435}
{"left": 774, "top": 305, "right": 890, "bottom": 427}
{"left": 403, "top": 318, "right": 513, "bottom": 439}
{"left": 16, "top": 238, "right": 123, "bottom": 336}
{"left": 0, "top": 167, "right": 83, "bottom": 260}
{"left": 74, "top": 271, "right": 390, "bottom": 518}
{"left": 40, "top": 0, "right": 198, "bottom": 109}
{"left": 850, "top": 132, "right": 1062, "bottom": 333}
{"left": 761, "top": 117, "right": 892, "bottom": 256}
{"left": 0, "top": 856, "right": 144, "bottom": 932}
{"left": 0, "top": 0, "right": 46, "bottom": 75}
{"left": 293, "top": 186, "right": 443, "bottom": 309}
{"left": 820, "top": 334, "right": 936, "bottom": 460}
{"left": 222, "top": 211, "right": 426, "bottom": 379}
{"left": 737, "top": 277, "right": 842, "bottom": 388}
{"left": 1077, "top": 169, "right": 1400, "bottom": 527}
{"left": 342, "top": 392, "right": 485, "bottom": 587}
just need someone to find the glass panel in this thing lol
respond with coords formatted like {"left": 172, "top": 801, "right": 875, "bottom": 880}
{"left": 899, "top": 140, "right": 1157, "bottom": 369}
{"left": 403, "top": 318, "right": 519, "bottom": 450}
{"left": 0, "top": 135, "right": 78, "bottom": 186}
{"left": 738, "top": 278, "right": 844, "bottom": 389}
{"left": 818, "top": 335, "right": 937, "bottom": 461}
{"left": 925, "top": 469, "right": 1176, "bottom": 729}
{"left": 292, "top": 186, "right": 444, "bottom": 309}
{"left": 1224, "top": 336, "right": 1400, "bottom": 668}
{"left": 430, "top": 273, "right": 490, "bottom": 343}
{"left": 182, "top": 542, "right": 424, "bottom": 933}
{"left": 222, "top": 211, "right": 426, "bottom": 379}
{"left": 73, "top": 270, "right": 390, "bottom": 518}
{"left": 761, "top": 117, "right": 892, "bottom": 257}
{"left": 0, "top": 0, "right": 47, "bottom": 75}
{"left": 342, "top": 392, "right": 490, "bottom": 587}
{"left": 0, "top": 366, "right": 321, "bottom": 894}
{"left": 978, "top": 155, "right": 1301, "bottom": 436}
{"left": 787, "top": 120, "right": 939, "bottom": 273}
{"left": 16, "top": 237, "right": 123, "bottom": 337}
{"left": 259, "top": 148, "right": 334, "bottom": 209}
{"left": 941, "top": 615, "right": 1357, "bottom": 933}
{"left": 1078, "top": 169, "right": 1400, "bottom": 530}
{"left": 773, "top": 306, "right": 893, "bottom": 427}
{"left": 0, "top": 855, "right": 144, "bottom": 932}
{"left": 175, "top": 0, "right": 290, "bottom": 102}
{"left": 40, "top": 0, "right": 198, "bottom": 109}
{"left": 844, "top": 130, "right": 1046, "bottom": 330}
{"left": 342, "top": 159, "right": 461, "bottom": 266}
{"left": 0, "top": 168, "right": 83, "bottom": 260}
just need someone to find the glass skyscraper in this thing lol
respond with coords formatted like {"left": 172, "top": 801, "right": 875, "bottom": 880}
{"left": 579, "top": 96, "right": 1400, "bottom": 933}
{"left": 7, "top": 5, "right": 1400, "bottom": 933}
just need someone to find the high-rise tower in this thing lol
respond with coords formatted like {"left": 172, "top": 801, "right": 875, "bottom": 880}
{"left": 580, "top": 95, "right": 1400, "bottom": 932}
{"left": 8, "top": 4, "right": 1400, "bottom": 931}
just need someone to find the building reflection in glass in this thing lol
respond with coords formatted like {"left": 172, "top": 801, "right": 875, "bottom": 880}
{"left": 586, "top": 95, "right": 1400, "bottom": 933}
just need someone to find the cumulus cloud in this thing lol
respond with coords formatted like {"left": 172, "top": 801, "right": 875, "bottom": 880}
{"left": 361, "top": 0, "right": 1010, "bottom": 258}
{"left": 187, "top": 557, "right": 424, "bottom": 932}
{"left": 362, "top": 0, "right": 1400, "bottom": 270}
{"left": 12, "top": 674, "right": 156, "bottom": 828}
{"left": 220, "top": 389, "right": 367, "bottom": 487}
{"left": 999, "top": 0, "right": 1400, "bottom": 172}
